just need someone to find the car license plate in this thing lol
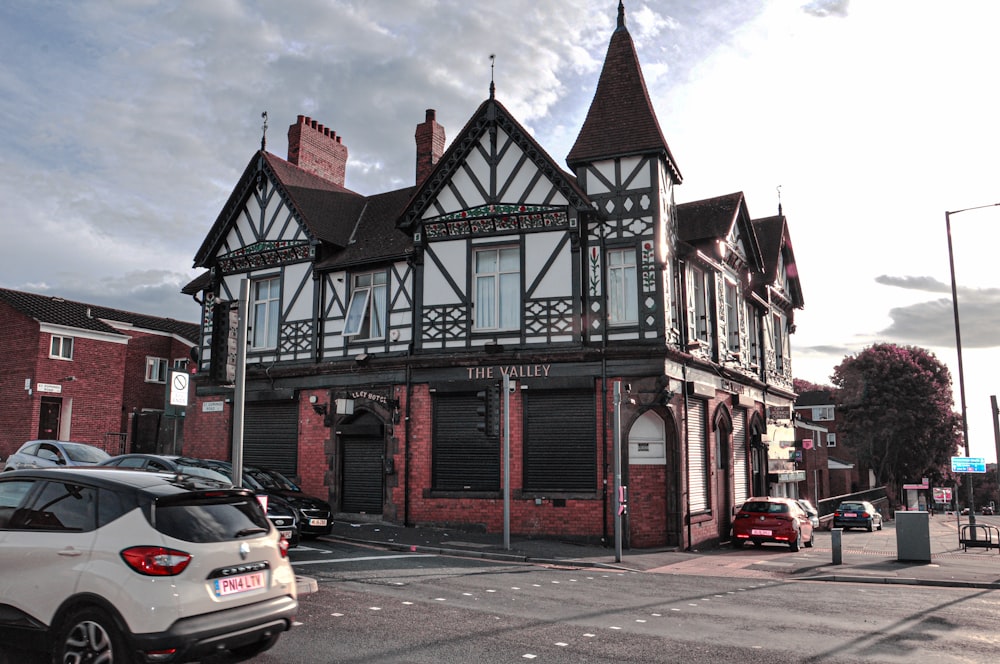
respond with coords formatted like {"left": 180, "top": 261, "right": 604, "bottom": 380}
{"left": 751, "top": 528, "right": 772, "bottom": 536}
{"left": 309, "top": 518, "right": 328, "bottom": 527}
{"left": 844, "top": 512, "right": 857, "bottom": 518}
{"left": 214, "top": 571, "right": 266, "bottom": 597}
{"left": 280, "top": 529, "right": 294, "bottom": 539}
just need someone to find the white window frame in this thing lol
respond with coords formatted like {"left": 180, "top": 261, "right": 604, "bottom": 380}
{"left": 724, "top": 280, "right": 739, "bottom": 354}
{"left": 827, "top": 433, "right": 837, "bottom": 447}
{"left": 250, "top": 277, "right": 280, "bottom": 350}
{"left": 773, "top": 312, "right": 785, "bottom": 372}
{"left": 343, "top": 271, "right": 388, "bottom": 339}
{"left": 172, "top": 358, "right": 189, "bottom": 371}
{"left": 687, "top": 265, "right": 713, "bottom": 345}
{"left": 474, "top": 246, "right": 520, "bottom": 331}
{"left": 50, "top": 335, "right": 74, "bottom": 360}
{"left": 607, "top": 247, "right": 638, "bottom": 326}
{"left": 745, "top": 302, "right": 760, "bottom": 368}
{"left": 145, "top": 357, "right": 168, "bottom": 383}
{"left": 813, "top": 406, "right": 835, "bottom": 421}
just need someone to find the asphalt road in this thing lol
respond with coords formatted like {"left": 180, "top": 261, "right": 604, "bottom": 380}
{"left": 242, "top": 539, "right": 1000, "bottom": 663}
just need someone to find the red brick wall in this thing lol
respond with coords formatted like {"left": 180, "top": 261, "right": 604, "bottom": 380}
{"left": 297, "top": 390, "right": 331, "bottom": 499}
{"left": 287, "top": 115, "right": 348, "bottom": 187}
{"left": 181, "top": 393, "right": 231, "bottom": 460}
{"left": 0, "top": 305, "right": 41, "bottom": 456}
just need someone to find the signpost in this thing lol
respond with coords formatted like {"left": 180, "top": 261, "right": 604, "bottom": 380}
{"left": 951, "top": 456, "right": 987, "bottom": 473}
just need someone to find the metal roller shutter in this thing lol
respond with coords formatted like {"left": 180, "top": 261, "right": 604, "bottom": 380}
{"left": 523, "top": 390, "right": 596, "bottom": 492}
{"left": 341, "top": 437, "right": 384, "bottom": 513}
{"left": 244, "top": 401, "right": 298, "bottom": 476}
{"left": 733, "top": 409, "right": 748, "bottom": 505}
{"left": 432, "top": 393, "right": 500, "bottom": 490}
{"left": 688, "top": 400, "right": 708, "bottom": 512}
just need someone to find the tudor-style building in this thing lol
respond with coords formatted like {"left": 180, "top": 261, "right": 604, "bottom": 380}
{"left": 181, "top": 2, "right": 804, "bottom": 550}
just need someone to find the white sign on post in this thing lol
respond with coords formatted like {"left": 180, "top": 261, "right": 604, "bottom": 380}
{"left": 169, "top": 370, "right": 189, "bottom": 407}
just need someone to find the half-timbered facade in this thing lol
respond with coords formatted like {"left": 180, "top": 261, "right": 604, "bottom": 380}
{"left": 182, "top": 2, "right": 804, "bottom": 550}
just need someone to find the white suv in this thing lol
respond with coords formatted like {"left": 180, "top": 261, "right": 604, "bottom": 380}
{"left": 0, "top": 467, "right": 297, "bottom": 663}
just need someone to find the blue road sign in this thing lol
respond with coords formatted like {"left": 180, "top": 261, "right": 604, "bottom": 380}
{"left": 951, "top": 456, "right": 987, "bottom": 473}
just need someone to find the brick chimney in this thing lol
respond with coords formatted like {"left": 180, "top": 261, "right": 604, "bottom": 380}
{"left": 287, "top": 115, "right": 348, "bottom": 187}
{"left": 414, "top": 109, "right": 445, "bottom": 185}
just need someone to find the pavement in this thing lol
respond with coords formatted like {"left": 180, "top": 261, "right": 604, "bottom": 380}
{"left": 315, "top": 512, "right": 1000, "bottom": 590}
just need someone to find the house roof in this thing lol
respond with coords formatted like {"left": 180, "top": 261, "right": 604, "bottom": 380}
{"left": 314, "top": 186, "right": 417, "bottom": 270}
{"left": 676, "top": 192, "right": 764, "bottom": 271}
{"left": 753, "top": 213, "right": 805, "bottom": 309}
{"left": 0, "top": 288, "right": 200, "bottom": 342}
{"left": 796, "top": 389, "right": 836, "bottom": 406}
{"left": 566, "top": 2, "right": 681, "bottom": 180}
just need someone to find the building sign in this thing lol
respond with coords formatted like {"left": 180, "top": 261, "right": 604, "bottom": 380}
{"left": 951, "top": 456, "right": 987, "bottom": 473}
{"left": 36, "top": 383, "right": 62, "bottom": 393}
{"left": 466, "top": 364, "right": 551, "bottom": 379}
{"left": 349, "top": 390, "right": 389, "bottom": 406}
{"left": 767, "top": 406, "right": 791, "bottom": 420}
{"left": 775, "top": 471, "right": 806, "bottom": 482}
{"left": 202, "top": 401, "right": 225, "bottom": 413}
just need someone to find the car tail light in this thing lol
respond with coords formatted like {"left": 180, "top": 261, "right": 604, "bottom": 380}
{"left": 860, "top": 512, "right": 870, "bottom": 518}
{"left": 278, "top": 535, "right": 290, "bottom": 559}
{"left": 121, "top": 546, "right": 192, "bottom": 576}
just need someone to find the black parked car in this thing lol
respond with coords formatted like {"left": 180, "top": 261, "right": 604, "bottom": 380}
{"left": 246, "top": 466, "right": 334, "bottom": 537}
{"left": 99, "top": 454, "right": 300, "bottom": 547}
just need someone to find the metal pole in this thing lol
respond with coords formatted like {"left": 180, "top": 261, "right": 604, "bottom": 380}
{"left": 613, "top": 381, "right": 623, "bottom": 562}
{"left": 992, "top": 396, "right": 1000, "bottom": 510}
{"left": 503, "top": 373, "right": 511, "bottom": 551}
{"left": 231, "top": 279, "right": 249, "bottom": 488}
{"left": 944, "top": 205, "right": 1000, "bottom": 526}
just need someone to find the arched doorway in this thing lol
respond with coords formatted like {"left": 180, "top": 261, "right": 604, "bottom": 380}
{"left": 714, "top": 407, "right": 733, "bottom": 542}
{"left": 626, "top": 408, "right": 680, "bottom": 548}
{"left": 339, "top": 410, "right": 386, "bottom": 514}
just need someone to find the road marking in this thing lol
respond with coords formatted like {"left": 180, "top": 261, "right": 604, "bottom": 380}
{"left": 291, "top": 554, "right": 435, "bottom": 566}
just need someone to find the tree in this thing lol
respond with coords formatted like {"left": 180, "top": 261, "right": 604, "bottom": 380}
{"left": 831, "top": 343, "right": 961, "bottom": 493}
{"left": 793, "top": 378, "right": 834, "bottom": 394}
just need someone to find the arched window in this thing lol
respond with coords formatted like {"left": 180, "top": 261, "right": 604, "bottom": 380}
{"left": 629, "top": 411, "right": 665, "bottom": 465}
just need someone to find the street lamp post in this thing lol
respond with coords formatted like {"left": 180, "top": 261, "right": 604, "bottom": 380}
{"left": 945, "top": 202, "right": 1000, "bottom": 527}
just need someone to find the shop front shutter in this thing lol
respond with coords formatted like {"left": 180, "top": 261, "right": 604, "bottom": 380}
{"left": 687, "top": 400, "right": 708, "bottom": 512}
{"left": 523, "top": 390, "right": 596, "bottom": 492}
{"left": 432, "top": 393, "right": 500, "bottom": 491}
{"left": 733, "top": 409, "right": 748, "bottom": 505}
{"left": 341, "top": 435, "right": 384, "bottom": 513}
{"left": 244, "top": 401, "right": 298, "bottom": 477}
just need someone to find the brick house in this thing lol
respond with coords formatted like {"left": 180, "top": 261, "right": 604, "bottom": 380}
{"left": 181, "top": 2, "right": 806, "bottom": 550}
{"left": 0, "top": 288, "right": 199, "bottom": 458}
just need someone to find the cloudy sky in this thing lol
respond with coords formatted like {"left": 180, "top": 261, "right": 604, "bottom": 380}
{"left": 3, "top": 0, "right": 1000, "bottom": 459}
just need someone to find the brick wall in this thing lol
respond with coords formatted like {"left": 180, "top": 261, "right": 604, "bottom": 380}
{"left": 0, "top": 305, "right": 41, "bottom": 456}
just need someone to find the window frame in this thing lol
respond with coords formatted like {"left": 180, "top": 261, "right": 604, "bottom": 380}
{"left": 724, "top": 279, "right": 740, "bottom": 354}
{"left": 473, "top": 246, "right": 520, "bottom": 331}
{"left": 50, "top": 335, "right": 74, "bottom": 360}
{"left": 145, "top": 357, "right": 168, "bottom": 383}
{"left": 343, "top": 271, "right": 388, "bottom": 340}
{"left": 250, "top": 276, "right": 280, "bottom": 351}
{"left": 607, "top": 247, "right": 638, "bottom": 326}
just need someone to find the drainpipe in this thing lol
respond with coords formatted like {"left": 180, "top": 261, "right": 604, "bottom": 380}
{"left": 403, "top": 364, "right": 412, "bottom": 527}
{"left": 683, "top": 363, "right": 691, "bottom": 549}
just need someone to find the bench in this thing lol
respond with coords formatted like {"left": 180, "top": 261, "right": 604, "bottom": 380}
{"left": 959, "top": 523, "right": 1000, "bottom": 552}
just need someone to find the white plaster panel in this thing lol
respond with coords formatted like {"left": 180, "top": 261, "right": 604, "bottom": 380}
{"left": 423, "top": 240, "right": 466, "bottom": 305}
{"left": 526, "top": 232, "right": 572, "bottom": 298}
{"left": 449, "top": 165, "right": 487, "bottom": 210}
{"left": 428, "top": 186, "right": 460, "bottom": 217}
{"left": 621, "top": 155, "right": 649, "bottom": 188}
{"left": 283, "top": 263, "right": 313, "bottom": 320}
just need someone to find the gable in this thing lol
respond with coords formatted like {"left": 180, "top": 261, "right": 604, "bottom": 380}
{"left": 399, "top": 97, "right": 591, "bottom": 234}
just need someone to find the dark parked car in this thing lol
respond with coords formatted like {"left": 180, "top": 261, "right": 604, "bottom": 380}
{"left": 833, "top": 500, "right": 883, "bottom": 531}
{"left": 99, "top": 454, "right": 300, "bottom": 547}
{"left": 245, "top": 466, "right": 333, "bottom": 537}
{"left": 3, "top": 440, "right": 110, "bottom": 471}
{"left": 732, "top": 496, "right": 814, "bottom": 551}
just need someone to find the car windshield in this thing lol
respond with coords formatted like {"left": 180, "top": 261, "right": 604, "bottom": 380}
{"left": 250, "top": 468, "right": 299, "bottom": 492}
{"left": 63, "top": 444, "right": 111, "bottom": 463}
{"left": 839, "top": 503, "right": 865, "bottom": 511}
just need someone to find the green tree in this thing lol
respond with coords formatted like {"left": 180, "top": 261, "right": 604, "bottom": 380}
{"left": 832, "top": 343, "right": 961, "bottom": 492}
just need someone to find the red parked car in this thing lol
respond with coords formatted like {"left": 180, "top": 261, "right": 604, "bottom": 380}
{"left": 733, "top": 496, "right": 815, "bottom": 551}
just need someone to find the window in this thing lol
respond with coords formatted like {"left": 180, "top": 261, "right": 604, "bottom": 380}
{"left": 745, "top": 303, "right": 760, "bottom": 367}
{"left": 827, "top": 433, "right": 837, "bottom": 447}
{"left": 251, "top": 277, "right": 280, "bottom": 350}
{"left": 686, "top": 266, "right": 713, "bottom": 346}
{"left": 813, "top": 406, "right": 834, "bottom": 421}
{"left": 172, "top": 358, "right": 189, "bottom": 371}
{"left": 474, "top": 247, "right": 520, "bottom": 330}
{"left": 773, "top": 313, "right": 785, "bottom": 372}
{"left": 343, "top": 271, "right": 387, "bottom": 339}
{"left": 607, "top": 248, "right": 637, "bottom": 325}
{"left": 724, "top": 280, "right": 739, "bottom": 354}
{"left": 145, "top": 357, "right": 168, "bottom": 383}
{"left": 50, "top": 336, "right": 73, "bottom": 360}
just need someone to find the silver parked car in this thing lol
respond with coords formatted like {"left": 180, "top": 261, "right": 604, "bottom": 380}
{"left": 2, "top": 439, "right": 109, "bottom": 471}
{"left": 0, "top": 467, "right": 297, "bottom": 662}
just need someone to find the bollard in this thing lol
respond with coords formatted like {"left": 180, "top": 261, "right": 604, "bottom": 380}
{"left": 831, "top": 528, "right": 843, "bottom": 565}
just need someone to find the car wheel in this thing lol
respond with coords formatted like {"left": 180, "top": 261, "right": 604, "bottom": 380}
{"left": 789, "top": 531, "right": 800, "bottom": 552}
{"left": 804, "top": 532, "right": 814, "bottom": 548}
{"left": 229, "top": 634, "right": 280, "bottom": 661}
{"left": 867, "top": 520, "right": 874, "bottom": 532}
{"left": 53, "top": 606, "right": 130, "bottom": 664}
{"left": 877, "top": 520, "right": 883, "bottom": 531}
